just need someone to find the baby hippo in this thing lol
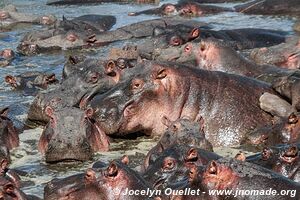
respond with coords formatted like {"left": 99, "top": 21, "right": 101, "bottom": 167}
{"left": 5, "top": 71, "right": 58, "bottom": 96}
{"left": 143, "top": 116, "right": 213, "bottom": 171}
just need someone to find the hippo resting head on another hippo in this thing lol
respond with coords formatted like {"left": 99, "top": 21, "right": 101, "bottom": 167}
{"left": 38, "top": 106, "right": 109, "bottom": 163}
{"left": 44, "top": 157, "right": 152, "bottom": 200}
{"left": 89, "top": 61, "right": 273, "bottom": 147}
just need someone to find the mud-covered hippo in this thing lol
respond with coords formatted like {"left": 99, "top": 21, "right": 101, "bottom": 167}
{"left": 5, "top": 72, "right": 58, "bottom": 96}
{"left": 128, "top": 2, "right": 233, "bottom": 17}
{"left": 0, "top": 4, "right": 56, "bottom": 31}
{"left": 144, "top": 116, "right": 213, "bottom": 171}
{"left": 246, "top": 144, "right": 300, "bottom": 183}
{"left": 196, "top": 158, "right": 300, "bottom": 199}
{"left": 44, "top": 157, "right": 153, "bottom": 200}
{"left": 250, "top": 36, "right": 300, "bottom": 69}
{"left": 89, "top": 60, "right": 274, "bottom": 147}
{"left": 17, "top": 18, "right": 207, "bottom": 55}
{"left": 158, "top": 38, "right": 295, "bottom": 83}
{"left": 143, "top": 145, "right": 221, "bottom": 189}
{"left": 235, "top": 0, "right": 300, "bottom": 16}
{"left": 38, "top": 106, "right": 109, "bottom": 163}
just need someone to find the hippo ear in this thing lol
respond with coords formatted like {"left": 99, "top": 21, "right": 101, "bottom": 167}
{"left": 235, "top": 152, "right": 246, "bottom": 162}
{"left": 85, "top": 108, "right": 94, "bottom": 119}
{"left": 0, "top": 107, "right": 9, "bottom": 117}
{"left": 120, "top": 155, "right": 129, "bottom": 165}
{"left": 156, "top": 68, "right": 167, "bottom": 79}
{"left": 4, "top": 183, "right": 15, "bottom": 195}
{"left": 45, "top": 106, "right": 54, "bottom": 118}
{"left": 195, "top": 115, "right": 205, "bottom": 132}
{"left": 0, "top": 159, "right": 8, "bottom": 172}
{"left": 288, "top": 113, "right": 299, "bottom": 124}
{"left": 189, "top": 28, "right": 200, "bottom": 40}
{"left": 161, "top": 116, "right": 172, "bottom": 128}
{"left": 284, "top": 145, "right": 299, "bottom": 158}
{"left": 207, "top": 160, "right": 218, "bottom": 175}
{"left": 107, "top": 162, "right": 118, "bottom": 177}
{"left": 85, "top": 168, "right": 96, "bottom": 182}
{"left": 45, "top": 74, "right": 57, "bottom": 83}
{"left": 105, "top": 60, "right": 117, "bottom": 76}
{"left": 185, "top": 148, "right": 198, "bottom": 162}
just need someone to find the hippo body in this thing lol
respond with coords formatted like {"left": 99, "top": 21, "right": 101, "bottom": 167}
{"left": 235, "top": 0, "right": 300, "bottom": 16}
{"left": 90, "top": 61, "right": 274, "bottom": 147}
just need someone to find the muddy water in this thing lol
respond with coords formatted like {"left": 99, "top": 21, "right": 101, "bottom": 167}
{"left": 0, "top": 0, "right": 298, "bottom": 198}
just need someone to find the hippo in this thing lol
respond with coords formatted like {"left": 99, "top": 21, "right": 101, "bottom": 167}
{"left": 198, "top": 158, "right": 300, "bottom": 199}
{"left": 47, "top": 0, "right": 159, "bottom": 5}
{"left": 89, "top": 60, "right": 275, "bottom": 146}
{"left": 235, "top": 0, "right": 300, "bottom": 16}
{"left": 38, "top": 106, "right": 109, "bottom": 163}
{"left": 17, "top": 14, "right": 116, "bottom": 55}
{"left": 17, "top": 18, "right": 208, "bottom": 55}
{"left": 246, "top": 144, "right": 300, "bottom": 183}
{"left": 143, "top": 145, "right": 221, "bottom": 190}
{"left": 5, "top": 71, "right": 58, "bottom": 96}
{"left": 0, "top": 4, "right": 56, "bottom": 31}
{"left": 141, "top": 27, "right": 287, "bottom": 60}
{"left": 143, "top": 116, "right": 213, "bottom": 171}
{"left": 0, "top": 176, "right": 31, "bottom": 200}
{"left": 272, "top": 74, "right": 300, "bottom": 110}
{"left": 26, "top": 57, "right": 135, "bottom": 126}
{"left": 0, "top": 107, "right": 19, "bottom": 153}
{"left": 157, "top": 38, "right": 295, "bottom": 83}
{"left": 44, "top": 157, "right": 153, "bottom": 200}
{"left": 250, "top": 36, "right": 300, "bottom": 69}
{"left": 243, "top": 113, "right": 300, "bottom": 147}
{"left": 128, "top": 2, "right": 233, "bottom": 17}
{"left": 0, "top": 49, "right": 14, "bottom": 67}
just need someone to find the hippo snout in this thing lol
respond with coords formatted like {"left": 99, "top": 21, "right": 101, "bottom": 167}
{"left": 45, "top": 139, "right": 93, "bottom": 163}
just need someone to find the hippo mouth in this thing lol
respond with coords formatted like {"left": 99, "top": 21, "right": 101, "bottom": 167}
{"left": 280, "top": 146, "right": 299, "bottom": 163}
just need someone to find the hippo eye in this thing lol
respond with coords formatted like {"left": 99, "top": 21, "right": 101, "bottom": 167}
{"left": 89, "top": 73, "right": 99, "bottom": 83}
{"left": 131, "top": 79, "right": 143, "bottom": 90}
{"left": 156, "top": 69, "right": 167, "bottom": 79}
{"left": 170, "top": 36, "right": 182, "bottom": 46}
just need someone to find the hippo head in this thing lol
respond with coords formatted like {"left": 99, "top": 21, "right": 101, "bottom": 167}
{"left": 44, "top": 173, "right": 104, "bottom": 200}
{"left": 0, "top": 176, "right": 27, "bottom": 200}
{"left": 38, "top": 106, "right": 109, "bottom": 163}
{"left": 0, "top": 49, "right": 14, "bottom": 59}
{"left": 0, "top": 108, "right": 19, "bottom": 151}
{"left": 201, "top": 159, "right": 239, "bottom": 190}
{"left": 90, "top": 61, "right": 193, "bottom": 137}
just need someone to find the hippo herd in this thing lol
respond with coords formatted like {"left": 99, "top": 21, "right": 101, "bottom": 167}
{"left": 1, "top": 0, "right": 300, "bottom": 199}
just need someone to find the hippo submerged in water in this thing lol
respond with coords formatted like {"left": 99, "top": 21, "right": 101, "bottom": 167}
{"left": 89, "top": 60, "right": 274, "bottom": 147}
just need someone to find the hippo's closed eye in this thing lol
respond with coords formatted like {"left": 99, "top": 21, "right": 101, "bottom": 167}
{"left": 156, "top": 69, "right": 167, "bottom": 79}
